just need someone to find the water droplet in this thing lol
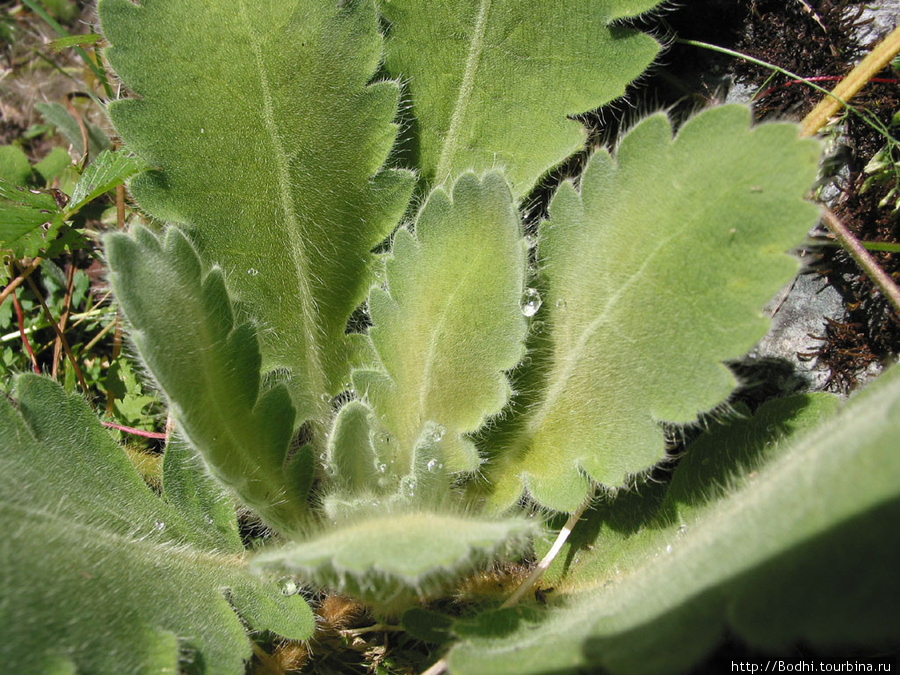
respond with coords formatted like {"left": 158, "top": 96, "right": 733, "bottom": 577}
{"left": 531, "top": 320, "right": 545, "bottom": 335}
{"left": 426, "top": 458, "right": 439, "bottom": 472}
{"left": 200, "top": 128, "right": 205, "bottom": 134}
{"left": 521, "top": 288, "right": 542, "bottom": 317}
{"left": 524, "top": 234, "right": 538, "bottom": 249}
{"left": 280, "top": 579, "right": 298, "bottom": 596}
{"left": 203, "top": 515, "right": 215, "bottom": 526}
{"left": 665, "top": 544, "right": 673, "bottom": 554}
{"left": 320, "top": 393, "right": 331, "bottom": 403}
{"left": 555, "top": 298, "right": 567, "bottom": 310}
{"left": 678, "top": 524, "right": 688, "bottom": 536}
{"left": 154, "top": 521, "right": 166, "bottom": 532}
{"left": 378, "top": 463, "right": 387, "bottom": 473}
{"left": 429, "top": 424, "right": 446, "bottom": 442}
{"left": 247, "top": 268, "right": 258, "bottom": 276}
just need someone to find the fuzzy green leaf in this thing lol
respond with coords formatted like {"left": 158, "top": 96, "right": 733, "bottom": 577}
{"left": 0, "top": 145, "right": 32, "bottom": 184}
{"left": 486, "top": 106, "right": 822, "bottom": 511}
{"left": 0, "top": 375, "right": 314, "bottom": 674}
{"left": 253, "top": 508, "right": 536, "bottom": 614}
{"left": 106, "top": 226, "right": 309, "bottom": 535}
{"left": 449, "top": 367, "right": 900, "bottom": 674}
{"left": 353, "top": 172, "right": 526, "bottom": 477}
{"left": 162, "top": 435, "right": 244, "bottom": 553}
{"left": 379, "top": 0, "right": 662, "bottom": 197}
{"left": 99, "top": 0, "right": 415, "bottom": 428}
{"left": 326, "top": 400, "right": 380, "bottom": 496}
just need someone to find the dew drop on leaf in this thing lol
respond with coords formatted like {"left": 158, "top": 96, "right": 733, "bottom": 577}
{"left": 429, "top": 424, "right": 446, "bottom": 442}
{"left": 378, "top": 463, "right": 387, "bottom": 473}
{"left": 426, "top": 458, "right": 439, "bottom": 472}
{"left": 154, "top": 521, "right": 166, "bottom": 532}
{"left": 555, "top": 298, "right": 567, "bottom": 310}
{"left": 521, "top": 288, "right": 542, "bottom": 317}
{"left": 247, "top": 268, "right": 259, "bottom": 276}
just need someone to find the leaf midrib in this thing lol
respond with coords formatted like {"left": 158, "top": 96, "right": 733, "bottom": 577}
{"left": 237, "top": 0, "right": 328, "bottom": 419}
{"left": 524, "top": 212, "right": 695, "bottom": 440}
{"left": 2, "top": 500, "right": 246, "bottom": 569}
{"left": 434, "top": 0, "right": 492, "bottom": 185}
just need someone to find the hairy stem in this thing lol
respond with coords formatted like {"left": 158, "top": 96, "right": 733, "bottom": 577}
{"left": 501, "top": 487, "right": 595, "bottom": 609}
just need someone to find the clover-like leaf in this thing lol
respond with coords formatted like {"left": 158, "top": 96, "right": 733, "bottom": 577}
{"left": 68, "top": 149, "right": 147, "bottom": 212}
{"left": 0, "top": 179, "right": 64, "bottom": 258}
{"left": 352, "top": 172, "right": 527, "bottom": 477}
{"left": 485, "top": 106, "right": 822, "bottom": 511}
{"left": 0, "top": 375, "right": 314, "bottom": 674}
{"left": 99, "top": 0, "right": 415, "bottom": 431}
{"left": 107, "top": 226, "right": 311, "bottom": 535}
{"left": 379, "top": 0, "right": 663, "bottom": 197}
{"left": 253, "top": 507, "right": 536, "bottom": 615}
{"left": 448, "top": 367, "right": 900, "bottom": 674}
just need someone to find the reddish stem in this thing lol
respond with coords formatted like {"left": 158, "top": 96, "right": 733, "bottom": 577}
{"left": 11, "top": 292, "right": 40, "bottom": 374}
{"left": 756, "top": 76, "right": 898, "bottom": 101}
{"left": 101, "top": 421, "right": 168, "bottom": 440}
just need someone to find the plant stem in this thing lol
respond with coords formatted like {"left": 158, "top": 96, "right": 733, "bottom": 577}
{"left": 501, "top": 487, "right": 595, "bottom": 609}
{"left": 100, "top": 421, "right": 167, "bottom": 440}
{"left": 11, "top": 292, "right": 40, "bottom": 374}
{"left": 0, "top": 258, "right": 42, "bottom": 309}
{"left": 794, "top": 29, "right": 900, "bottom": 320}
{"left": 819, "top": 208, "right": 900, "bottom": 318}
{"left": 801, "top": 27, "right": 900, "bottom": 138}
{"left": 803, "top": 237, "right": 900, "bottom": 254}
{"left": 678, "top": 39, "right": 896, "bottom": 142}
{"left": 24, "top": 275, "right": 90, "bottom": 395}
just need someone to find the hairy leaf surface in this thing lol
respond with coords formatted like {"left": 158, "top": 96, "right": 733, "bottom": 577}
{"left": 254, "top": 509, "right": 535, "bottom": 614}
{"left": 99, "top": 0, "right": 415, "bottom": 427}
{"left": 487, "top": 106, "right": 821, "bottom": 511}
{"left": 449, "top": 366, "right": 900, "bottom": 674}
{"left": 107, "top": 226, "right": 310, "bottom": 535}
{"left": 0, "top": 375, "right": 314, "bottom": 674}
{"left": 352, "top": 172, "right": 526, "bottom": 474}
{"left": 379, "top": 0, "right": 662, "bottom": 197}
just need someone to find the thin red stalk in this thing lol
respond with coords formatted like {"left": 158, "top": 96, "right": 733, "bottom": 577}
{"left": 24, "top": 274, "right": 90, "bottom": 395}
{"left": 756, "top": 76, "right": 898, "bottom": 101}
{"left": 52, "top": 260, "right": 77, "bottom": 380}
{"left": 101, "top": 421, "right": 168, "bottom": 440}
{"left": 12, "top": 292, "right": 40, "bottom": 374}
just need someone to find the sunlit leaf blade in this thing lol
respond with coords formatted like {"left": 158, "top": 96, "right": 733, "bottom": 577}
{"left": 68, "top": 149, "right": 148, "bottom": 212}
{"left": 99, "top": 0, "right": 415, "bottom": 428}
{"left": 379, "top": 0, "right": 663, "bottom": 198}
{"left": 486, "top": 106, "right": 821, "bottom": 511}
{"left": 253, "top": 508, "right": 536, "bottom": 614}
{"left": 0, "top": 179, "right": 64, "bottom": 258}
{"left": 449, "top": 366, "right": 900, "bottom": 674}
{"left": 0, "top": 375, "right": 314, "bottom": 674}
{"left": 353, "top": 172, "right": 527, "bottom": 475}
{"left": 106, "top": 226, "right": 309, "bottom": 535}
